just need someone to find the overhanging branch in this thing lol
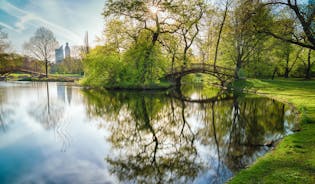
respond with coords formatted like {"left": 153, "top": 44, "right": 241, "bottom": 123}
{"left": 259, "top": 30, "right": 315, "bottom": 50}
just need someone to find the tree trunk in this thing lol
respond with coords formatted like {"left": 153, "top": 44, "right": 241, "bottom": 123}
{"left": 171, "top": 54, "right": 175, "bottom": 73}
{"left": 306, "top": 49, "right": 312, "bottom": 79}
{"left": 183, "top": 47, "right": 188, "bottom": 67}
{"left": 272, "top": 67, "right": 278, "bottom": 80}
{"left": 214, "top": 0, "right": 229, "bottom": 69}
{"left": 176, "top": 77, "right": 181, "bottom": 87}
{"left": 45, "top": 59, "right": 48, "bottom": 78}
{"left": 171, "top": 53, "right": 175, "bottom": 81}
{"left": 234, "top": 55, "right": 242, "bottom": 80}
{"left": 152, "top": 32, "right": 159, "bottom": 46}
{"left": 284, "top": 53, "right": 290, "bottom": 78}
{"left": 142, "top": 41, "right": 157, "bottom": 84}
{"left": 284, "top": 67, "right": 289, "bottom": 78}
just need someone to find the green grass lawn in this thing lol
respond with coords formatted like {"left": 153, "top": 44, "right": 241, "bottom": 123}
{"left": 228, "top": 79, "right": 315, "bottom": 184}
{"left": 7, "top": 73, "right": 31, "bottom": 79}
{"left": 3, "top": 73, "right": 83, "bottom": 82}
{"left": 50, "top": 73, "right": 82, "bottom": 78}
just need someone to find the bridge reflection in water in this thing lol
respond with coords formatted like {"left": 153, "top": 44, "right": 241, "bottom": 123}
{"left": 0, "top": 82, "right": 298, "bottom": 184}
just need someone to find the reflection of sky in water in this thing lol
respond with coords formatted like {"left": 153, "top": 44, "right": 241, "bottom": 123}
{"left": 0, "top": 82, "right": 118, "bottom": 183}
{"left": 0, "top": 82, "right": 298, "bottom": 184}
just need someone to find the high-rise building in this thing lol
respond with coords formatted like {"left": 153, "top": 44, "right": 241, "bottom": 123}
{"left": 55, "top": 43, "right": 71, "bottom": 63}
{"left": 55, "top": 45, "right": 64, "bottom": 63}
{"left": 65, "top": 42, "right": 70, "bottom": 58}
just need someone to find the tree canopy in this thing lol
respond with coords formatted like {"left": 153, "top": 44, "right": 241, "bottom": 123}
{"left": 81, "top": 0, "right": 315, "bottom": 88}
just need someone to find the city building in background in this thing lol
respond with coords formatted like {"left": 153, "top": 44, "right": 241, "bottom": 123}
{"left": 55, "top": 45, "right": 64, "bottom": 63}
{"left": 55, "top": 43, "right": 71, "bottom": 63}
{"left": 65, "top": 43, "right": 70, "bottom": 58}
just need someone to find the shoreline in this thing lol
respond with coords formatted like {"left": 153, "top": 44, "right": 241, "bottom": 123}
{"left": 228, "top": 79, "right": 315, "bottom": 184}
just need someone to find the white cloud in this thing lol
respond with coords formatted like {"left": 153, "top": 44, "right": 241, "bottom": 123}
{"left": 15, "top": 14, "right": 36, "bottom": 31}
{"left": 0, "top": 0, "right": 104, "bottom": 52}
{"left": 0, "top": 21, "right": 16, "bottom": 31}
{"left": 0, "top": 0, "right": 82, "bottom": 45}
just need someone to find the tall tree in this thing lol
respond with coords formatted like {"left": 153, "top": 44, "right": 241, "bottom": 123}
{"left": 299, "top": 48, "right": 314, "bottom": 79}
{"left": 177, "top": 0, "right": 204, "bottom": 67}
{"left": 304, "top": 49, "right": 314, "bottom": 79}
{"left": 23, "top": 27, "right": 58, "bottom": 78}
{"left": 282, "top": 44, "right": 301, "bottom": 78}
{"left": 213, "top": 0, "right": 231, "bottom": 69}
{"left": 159, "top": 33, "right": 181, "bottom": 74}
{"left": 224, "top": 0, "right": 271, "bottom": 79}
{"left": 104, "top": 1, "right": 180, "bottom": 84}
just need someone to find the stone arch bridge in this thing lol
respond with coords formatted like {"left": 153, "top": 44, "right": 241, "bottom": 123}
{"left": 164, "top": 63, "right": 235, "bottom": 85}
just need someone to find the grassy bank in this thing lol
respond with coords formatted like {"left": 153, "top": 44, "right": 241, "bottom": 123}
{"left": 1, "top": 73, "right": 82, "bottom": 82}
{"left": 229, "top": 79, "right": 315, "bottom": 184}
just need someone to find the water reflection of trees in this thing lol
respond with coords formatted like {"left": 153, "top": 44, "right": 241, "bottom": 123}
{"left": 28, "top": 83, "right": 64, "bottom": 129}
{"left": 28, "top": 82, "right": 70, "bottom": 151}
{"left": 0, "top": 89, "right": 13, "bottom": 133}
{"left": 82, "top": 88, "right": 297, "bottom": 183}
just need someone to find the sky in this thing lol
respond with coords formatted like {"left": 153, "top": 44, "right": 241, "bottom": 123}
{"left": 0, "top": 0, "right": 105, "bottom": 53}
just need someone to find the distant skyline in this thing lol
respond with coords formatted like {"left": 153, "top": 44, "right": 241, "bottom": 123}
{"left": 0, "top": 0, "right": 105, "bottom": 53}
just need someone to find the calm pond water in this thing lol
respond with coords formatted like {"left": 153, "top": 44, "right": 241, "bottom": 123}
{"left": 0, "top": 82, "right": 298, "bottom": 184}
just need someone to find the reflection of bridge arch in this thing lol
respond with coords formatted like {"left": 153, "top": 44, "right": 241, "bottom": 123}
{"left": 164, "top": 63, "right": 235, "bottom": 85}
{"left": 169, "top": 88, "right": 233, "bottom": 104}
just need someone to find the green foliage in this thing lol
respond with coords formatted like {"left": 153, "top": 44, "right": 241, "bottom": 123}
{"left": 122, "top": 39, "right": 168, "bottom": 85}
{"left": 51, "top": 58, "right": 83, "bottom": 74}
{"left": 81, "top": 35, "right": 169, "bottom": 88}
{"left": 81, "top": 45, "right": 122, "bottom": 87}
{"left": 0, "top": 53, "right": 23, "bottom": 71}
{"left": 84, "top": 0, "right": 315, "bottom": 89}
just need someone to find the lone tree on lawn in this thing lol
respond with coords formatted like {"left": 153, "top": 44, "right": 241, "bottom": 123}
{"left": 24, "top": 27, "right": 58, "bottom": 78}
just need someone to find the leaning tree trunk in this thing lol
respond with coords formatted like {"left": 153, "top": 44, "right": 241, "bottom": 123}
{"left": 214, "top": 0, "right": 229, "bottom": 69}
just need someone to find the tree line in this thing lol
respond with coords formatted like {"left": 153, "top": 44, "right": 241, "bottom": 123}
{"left": 1, "top": 0, "right": 314, "bottom": 84}
{"left": 82, "top": 0, "right": 314, "bottom": 88}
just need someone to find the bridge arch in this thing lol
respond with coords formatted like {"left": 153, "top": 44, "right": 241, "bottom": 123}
{"left": 164, "top": 63, "right": 235, "bottom": 86}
